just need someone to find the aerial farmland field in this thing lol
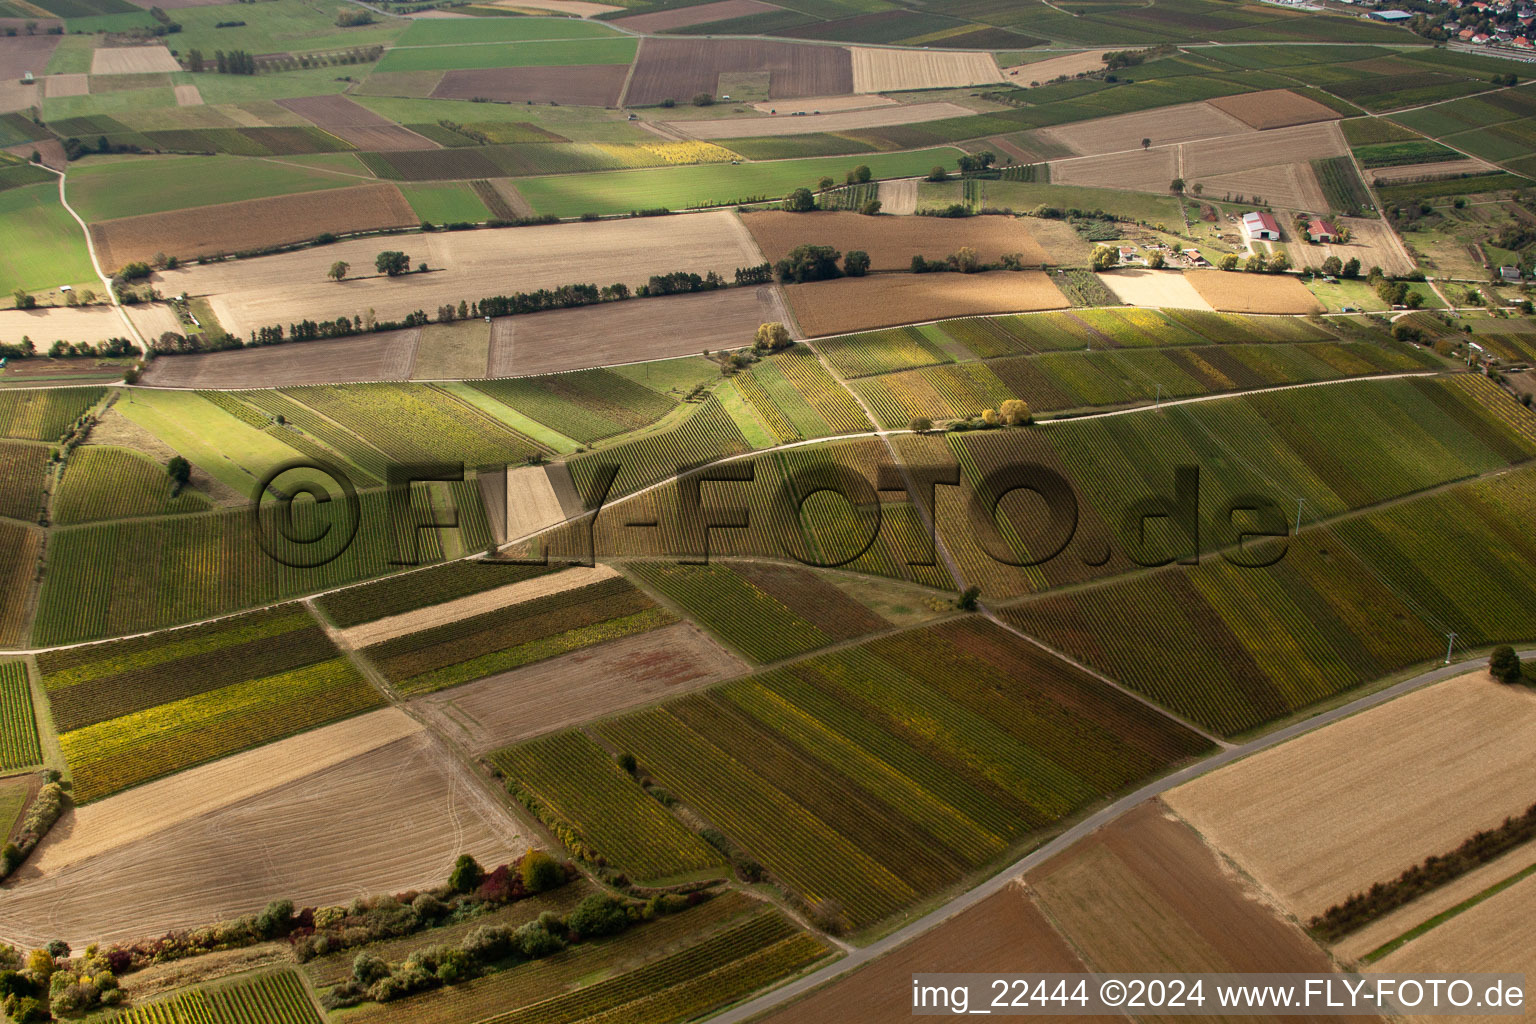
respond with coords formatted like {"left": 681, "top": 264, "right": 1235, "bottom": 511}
{"left": 3, "top": 4, "right": 1536, "bottom": 1020}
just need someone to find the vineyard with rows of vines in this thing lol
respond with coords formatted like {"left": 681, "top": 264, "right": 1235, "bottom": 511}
{"left": 470, "top": 369, "right": 678, "bottom": 445}
{"left": 555, "top": 617, "right": 1213, "bottom": 930}
{"left": 361, "top": 574, "right": 674, "bottom": 694}
{"left": 53, "top": 445, "right": 210, "bottom": 524}
{"left": 34, "top": 483, "right": 492, "bottom": 645}
{"left": 491, "top": 729, "right": 723, "bottom": 881}
{"left": 106, "top": 970, "right": 321, "bottom": 1024}
{"left": 0, "top": 441, "right": 46, "bottom": 523}
{"left": 0, "top": 387, "right": 103, "bottom": 441}
{"left": 1005, "top": 464, "right": 1536, "bottom": 735}
{"left": 0, "top": 660, "right": 41, "bottom": 771}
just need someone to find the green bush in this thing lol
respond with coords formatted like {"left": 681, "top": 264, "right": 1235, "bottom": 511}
{"left": 566, "top": 894, "right": 632, "bottom": 939}
{"left": 520, "top": 850, "right": 564, "bottom": 893}
{"left": 1490, "top": 645, "right": 1524, "bottom": 685}
{"left": 449, "top": 854, "right": 483, "bottom": 893}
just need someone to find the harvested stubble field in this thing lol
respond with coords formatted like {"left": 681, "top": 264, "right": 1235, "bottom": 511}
{"left": 414, "top": 620, "right": 745, "bottom": 753}
{"left": 625, "top": 38, "right": 853, "bottom": 107}
{"left": 848, "top": 46, "right": 1005, "bottom": 93}
{"left": 139, "top": 327, "right": 421, "bottom": 388}
{"left": 1164, "top": 669, "right": 1536, "bottom": 924}
{"left": 276, "top": 95, "right": 439, "bottom": 150}
{"left": 758, "top": 880, "right": 1115, "bottom": 1024}
{"left": 1182, "top": 120, "right": 1348, "bottom": 177}
{"left": 676, "top": 101, "right": 974, "bottom": 140}
{"left": 90, "top": 45, "right": 179, "bottom": 74}
{"left": 488, "top": 285, "right": 787, "bottom": 377}
{"left": 412, "top": 317, "right": 490, "bottom": 380}
{"left": 0, "top": 306, "right": 151, "bottom": 346}
{"left": 0, "top": 35, "right": 60, "bottom": 81}
{"left": 1051, "top": 147, "right": 1177, "bottom": 193}
{"left": 1002, "top": 49, "right": 1116, "bottom": 85}
{"left": 45, "top": 73, "right": 88, "bottom": 97}
{"left": 1208, "top": 88, "right": 1344, "bottom": 130}
{"left": 91, "top": 183, "right": 418, "bottom": 269}
{"left": 0, "top": 723, "right": 523, "bottom": 948}
{"left": 166, "top": 209, "right": 765, "bottom": 336}
{"left": 743, "top": 211, "right": 1048, "bottom": 271}
{"left": 504, "top": 464, "right": 565, "bottom": 540}
{"left": 1027, "top": 802, "right": 1359, "bottom": 1007}
{"left": 612, "top": 0, "right": 778, "bottom": 32}
{"left": 1036, "top": 100, "right": 1253, "bottom": 158}
{"left": 1369, "top": 156, "right": 1495, "bottom": 183}
{"left": 786, "top": 271, "right": 1068, "bottom": 337}
{"left": 431, "top": 65, "right": 628, "bottom": 106}
{"left": 1185, "top": 269, "right": 1326, "bottom": 313}
{"left": 1098, "top": 268, "right": 1216, "bottom": 309}
{"left": 1369, "top": 869, "right": 1536, "bottom": 1021}
{"left": 1192, "top": 161, "right": 1330, "bottom": 211}
{"left": 173, "top": 83, "right": 201, "bottom": 106}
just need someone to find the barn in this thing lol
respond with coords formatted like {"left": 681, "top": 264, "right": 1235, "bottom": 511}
{"left": 1307, "top": 217, "right": 1340, "bottom": 243}
{"left": 1242, "top": 211, "right": 1282, "bottom": 241}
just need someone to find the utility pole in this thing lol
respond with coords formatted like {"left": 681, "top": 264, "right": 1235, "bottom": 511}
{"left": 1294, "top": 497, "right": 1306, "bottom": 535}
{"left": 1155, "top": 382, "right": 1162, "bottom": 408}
{"left": 1444, "top": 631, "right": 1458, "bottom": 665}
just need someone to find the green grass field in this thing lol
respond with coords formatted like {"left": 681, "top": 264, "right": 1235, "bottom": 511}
{"left": 115, "top": 390, "right": 314, "bottom": 499}
{"left": 395, "top": 15, "right": 624, "bottom": 45}
{"left": 517, "top": 148, "right": 962, "bottom": 217}
{"left": 67, "top": 155, "right": 359, "bottom": 221}
{"left": 168, "top": 0, "right": 404, "bottom": 57}
{"left": 374, "top": 36, "right": 638, "bottom": 73}
{"left": 0, "top": 777, "right": 27, "bottom": 839}
{"left": 399, "top": 183, "right": 493, "bottom": 225}
{"left": 0, "top": 182, "right": 98, "bottom": 295}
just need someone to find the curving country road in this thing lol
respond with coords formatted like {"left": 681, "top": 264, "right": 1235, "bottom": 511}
{"left": 711, "top": 649, "right": 1534, "bottom": 1024}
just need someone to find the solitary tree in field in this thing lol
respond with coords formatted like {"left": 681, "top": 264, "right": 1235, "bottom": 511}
{"left": 1342, "top": 257, "right": 1361, "bottom": 278}
{"left": 449, "top": 854, "right": 483, "bottom": 893}
{"left": 817, "top": 176, "right": 834, "bottom": 191}
{"left": 782, "top": 187, "right": 815, "bottom": 213}
{"left": 753, "top": 321, "right": 791, "bottom": 352}
{"left": 1141, "top": 137, "right": 1151, "bottom": 150}
{"left": 927, "top": 165, "right": 948, "bottom": 182}
{"left": 328, "top": 260, "right": 349, "bottom": 282}
{"left": 1192, "top": 183, "right": 1203, "bottom": 196}
{"left": 1000, "top": 398, "right": 1032, "bottom": 426}
{"left": 375, "top": 251, "right": 410, "bottom": 277}
{"left": 167, "top": 456, "right": 191, "bottom": 495}
{"left": 957, "top": 586, "right": 981, "bottom": 611}
{"left": 1322, "top": 255, "right": 1343, "bottom": 277}
{"left": 951, "top": 246, "right": 981, "bottom": 273}
{"left": 909, "top": 416, "right": 933, "bottom": 433}
{"left": 847, "top": 164, "right": 872, "bottom": 185}
{"left": 1170, "top": 177, "right": 1185, "bottom": 194}
{"left": 1491, "top": 645, "right": 1525, "bottom": 684}
{"left": 844, "top": 250, "right": 870, "bottom": 276}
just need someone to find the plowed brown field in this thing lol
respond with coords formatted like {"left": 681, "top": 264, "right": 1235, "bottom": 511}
{"left": 757, "top": 880, "right": 1113, "bottom": 1024}
{"left": 742, "top": 211, "right": 1048, "bottom": 271}
{"left": 1182, "top": 121, "right": 1347, "bottom": 178}
{"left": 788, "top": 270, "right": 1067, "bottom": 337}
{"left": 1036, "top": 100, "right": 1251, "bottom": 157}
{"left": 432, "top": 65, "right": 628, "bottom": 106}
{"left": 1029, "top": 802, "right": 1370, "bottom": 1023}
{"left": 91, "top": 183, "right": 418, "bottom": 270}
{"left": 612, "top": 0, "right": 777, "bottom": 32}
{"left": 1208, "top": 89, "right": 1342, "bottom": 130}
{"left": 413, "top": 621, "right": 744, "bottom": 753}
{"left": 625, "top": 38, "right": 853, "bottom": 106}
{"left": 678, "top": 101, "right": 973, "bottom": 139}
{"left": 140, "top": 328, "right": 421, "bottom": 388}
{"left": 497, "top": 284, "right": 786, "bottom": 376}
{"left": 277, "top": 94, "right": 437, "bottom": 150}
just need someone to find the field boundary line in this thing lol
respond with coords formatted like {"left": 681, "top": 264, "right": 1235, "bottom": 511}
{"left": 50, "top": 168, "right": 146, "bottom": 351}
{"left": 980, "top": 609, "right": 1232, "bottom": 749}
{"left": 711, "top": 650, "right": 1534, "bottom": 1024}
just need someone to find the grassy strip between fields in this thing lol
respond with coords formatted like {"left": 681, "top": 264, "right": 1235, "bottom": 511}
{"left": 1363, "top": 858, "right": 1536, "bottom": 964}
